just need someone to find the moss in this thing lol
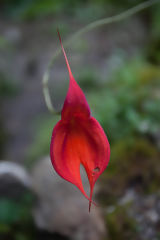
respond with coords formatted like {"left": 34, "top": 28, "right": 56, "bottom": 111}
{"left": 139, "top": 63, "right": 160, "bottom": 84}
{"left": 105, "top": 205, "right": 138, "bottom": 240}
{"left": 97, "top": 138, "right": 160, "bottom": 205}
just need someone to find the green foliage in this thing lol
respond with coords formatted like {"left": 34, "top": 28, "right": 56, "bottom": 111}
{"left": 78, "top": 68, "right": 100, "bottom": 90}
{"left": 89, "top": 59, "right": 160, "bottom": 204}
{"left": 0, "top": 73, "right": 19, "bottom": 98}
{"left": 74, "top": 2, "right": 107, "bottom": 22}
{"left": 17, "top": 0, "right": 65, "bottom": 20}
{"left": 88, "top": 60, "right": 160, "bottom": 143}
{"left": 0, "top": 194, "right": 35, "bottom": 240}
{"left": 0, "top": 194, "right": 33, "bottom": 224}
{"left": 2, "top": 0, "right": 159, "bottom": 21}
{"left": 92, "top": 0, "right": 144, "bottom": 6}
{"left": 151, "top": 2, "right": 160, "bottom": 38}
{"left": 1, "top": 0, "right": 86, "bottom": 20}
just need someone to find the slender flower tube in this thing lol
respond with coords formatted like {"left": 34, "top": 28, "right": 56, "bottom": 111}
{"left": 50, "top": 32, "right": 110, "bottom": 211}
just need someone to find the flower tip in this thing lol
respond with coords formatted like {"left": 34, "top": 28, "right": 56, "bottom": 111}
{"left": 57, "top": 30, "right": 73, "bottom": 79}
{"left": 57, "top": 28, "right": 62, "bottom": 44}
{"left": 88, "top": 183, "right": 94, "bottom": 212}
{"left": 89, "top": 198, "right": 98, "bottom": 212}
{"left": 89, "top": 201, "right": 91, "bottom": 212}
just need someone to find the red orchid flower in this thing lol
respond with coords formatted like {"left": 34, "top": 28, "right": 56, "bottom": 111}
{"left": 50, "top": 32, "right": 110, "bottom": 211}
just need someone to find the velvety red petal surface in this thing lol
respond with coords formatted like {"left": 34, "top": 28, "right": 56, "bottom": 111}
{"left": 50, "top": 32, "right": 110, "bottom": 211}
{"left": 50, "top": 115, "right": 110, "bottom": 209}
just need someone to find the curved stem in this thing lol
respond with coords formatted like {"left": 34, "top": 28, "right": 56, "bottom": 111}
{"left": 42, "top": 0, "right": 160, "bottom": 113}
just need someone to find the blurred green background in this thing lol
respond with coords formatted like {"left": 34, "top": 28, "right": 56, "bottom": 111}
{"left": 0, "top": 0, "right": 160, "bottom": 240}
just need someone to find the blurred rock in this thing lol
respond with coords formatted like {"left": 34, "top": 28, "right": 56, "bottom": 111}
{"left": 3, "top": 27, "right": 22, "bottom": 45}
{"left": 0, "top": 161, "right": 31, "bottom": 199}
{"left": 153, "top": 130, "right": 160, "bottom": 149}
{"left": 129, "top": 193, "right": 160, "bottom": 240}
{"left": 31, "top": 156, "right": 106, "bottom": 240}
{"left": 105, "top": 190, "right": 160, "bottom": 240}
